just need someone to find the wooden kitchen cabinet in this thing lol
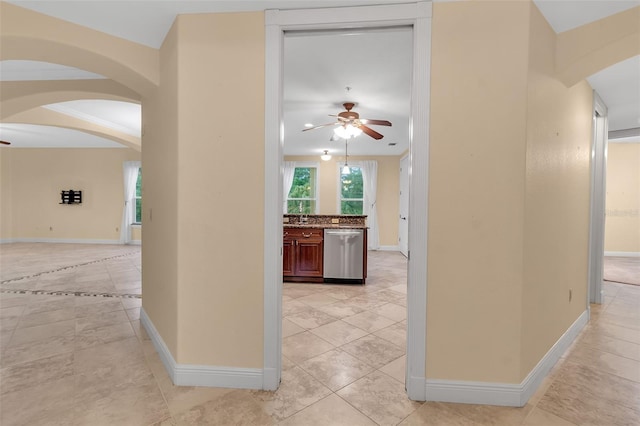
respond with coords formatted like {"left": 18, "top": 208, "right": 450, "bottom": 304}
{"left": 283, "top": 228, "right": 323, "bottom": 282}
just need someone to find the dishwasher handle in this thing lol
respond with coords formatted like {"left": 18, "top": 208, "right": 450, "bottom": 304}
{"left": 325, "top": 230, "right": 362, "bottom": 236}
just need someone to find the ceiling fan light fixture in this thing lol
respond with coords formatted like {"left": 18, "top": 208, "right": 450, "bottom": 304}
{"left": 333, "top": 123, "right": 362, "bottom": 139}
{"left": 321, "top": 150, "right": 332, "bottom": 161}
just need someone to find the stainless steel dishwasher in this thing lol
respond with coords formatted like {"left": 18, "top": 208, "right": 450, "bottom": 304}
{"left": 323, "top": 228, "right": 365, "bottom": 284}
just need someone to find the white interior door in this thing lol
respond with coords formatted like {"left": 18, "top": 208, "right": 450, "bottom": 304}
{"left": 399, "top": 154, "right": 409, "bottom": 257}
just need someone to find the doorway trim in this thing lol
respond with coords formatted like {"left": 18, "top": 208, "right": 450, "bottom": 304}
{"left": 399, "top": 153, "right": 410, "bottom": 257}
{"left": 263, "top": 2, "right": 432, "bottom": 400}
{"left": 588, "top": 91, "right": 608, "bottom": 305}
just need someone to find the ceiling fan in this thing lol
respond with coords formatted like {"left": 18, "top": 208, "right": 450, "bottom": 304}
{"left": 0, "top": 140, "right": 10, "bottom": 146}
{"left": 302, "top": 102, "right": 392, "bottom": 140}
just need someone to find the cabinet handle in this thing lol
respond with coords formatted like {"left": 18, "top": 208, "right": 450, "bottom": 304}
{"left": 302, "top": 232, "right": 312, "bottom": 238}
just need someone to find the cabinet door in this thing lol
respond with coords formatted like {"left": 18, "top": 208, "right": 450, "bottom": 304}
{"left": 296, "top": 238, "right": 323, "bottom": 277}
{"left": 283, "top": 233, "right": 295, "bottom": 276}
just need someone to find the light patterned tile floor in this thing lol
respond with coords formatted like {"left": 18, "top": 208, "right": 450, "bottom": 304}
{"left": 1, "top": 243, "right": 639, "bottom": 425}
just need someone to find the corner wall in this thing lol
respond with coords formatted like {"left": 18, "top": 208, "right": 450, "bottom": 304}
{"left": 427, "top": 0, "right": 593, "bottom": 387}
{"left": 521, "top": 4, "right": 592, "bottom": 378}
{"left": 143, "top": 12, "right": 266, "bottom": 369}
{"left": 141, "top": 21, "right": 180, "bottom": 359}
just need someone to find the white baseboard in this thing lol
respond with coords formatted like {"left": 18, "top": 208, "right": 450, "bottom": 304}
{"left": 605, "top": 251, "right": 640, "bottom": 257}
{"left": 140, "top": 307, "right": 263, "bottom": 390}
{"left": 0, "top": 238, "right": 141, "bottom": 245}
{"left": 425, "top": 309, "right": 589, "bottom": 407}
{"left": 376, "top": 245, "right": 400, "bottom": 251}
{"left": 1, "top": 238, "right": 121, "bottom": 244}
{"left": 407, "top": 375, "right": 427, "bottom": 401}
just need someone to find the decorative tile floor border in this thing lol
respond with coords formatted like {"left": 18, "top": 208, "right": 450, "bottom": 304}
{"left": 0, "top": 251, "right": 139, "bottom": 285}
{"left": 0, "top": 251, "right": 141, "bottom": 299}
{"left": 0, "top": 288, "right": 141, "bottom": 299}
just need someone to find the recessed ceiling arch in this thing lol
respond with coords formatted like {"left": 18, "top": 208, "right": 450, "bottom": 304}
{"left": 0, "top": 79, "right": 140, "bottom": 120}
{"left": 0, "top": 2, "right": 159, "bottom": 97}
{"left": 555, "top": 6, "right": 640, "bottom": 87}
{"left": 6, "top": 106, "right": 140, "bottom": 151}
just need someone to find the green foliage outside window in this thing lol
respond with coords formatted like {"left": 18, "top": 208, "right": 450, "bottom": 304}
{"left": 340, "top": 167, "right": 363, "bottom": 215}
{"left": 287, "top": 167, "right": 317, "bottom": 214}
{"left": 135, "top": 168, "right": 142, "bottom": 223}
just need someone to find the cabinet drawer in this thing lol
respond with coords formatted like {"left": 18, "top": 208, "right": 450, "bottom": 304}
{"left": 283, "top": 228, "right": 323, "bottom": 240}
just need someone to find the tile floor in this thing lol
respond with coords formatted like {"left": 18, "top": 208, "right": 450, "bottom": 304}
{"left": 1, "top": 243, "right": 639, "bottom": 425}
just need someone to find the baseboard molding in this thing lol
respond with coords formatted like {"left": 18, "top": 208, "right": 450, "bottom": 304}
{"left": 407, "top": 375, "right": 427, "bottom": 401}
{"left": 140, "top": 307, "right": 263, "bottom": 390}
{"left": 377, "top": 245, "right": 400, "bottom": 251}
{"left": 0, "top": 238, "right": 141, "bottom": 245}
{"left": 425, "top": 309, "right": 589, "bottom": 407}
{"left": 605, "top": 251, "right": 640, "bottom": 257}
{"left": 1, "top": 238, "right": 121, "bottom": 245}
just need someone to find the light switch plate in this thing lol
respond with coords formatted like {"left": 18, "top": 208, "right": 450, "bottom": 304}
{"left": 283, "top": 217, "right": 289, "bottom": 223}
{"left": 331, "top": 218, "right": 340, "bottom": 224}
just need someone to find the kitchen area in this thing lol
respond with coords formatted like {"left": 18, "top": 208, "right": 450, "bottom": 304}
{"left": 283, "top": 214, "right": 368, "bottom": 284}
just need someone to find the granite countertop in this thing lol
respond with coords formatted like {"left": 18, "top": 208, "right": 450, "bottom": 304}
{"left": 284, "top": 224, "right": 368, "bottom": 229}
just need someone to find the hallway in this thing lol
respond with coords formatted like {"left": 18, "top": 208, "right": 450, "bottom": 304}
{"left": 1, "top": 243, "right": 639, "bottom": 425}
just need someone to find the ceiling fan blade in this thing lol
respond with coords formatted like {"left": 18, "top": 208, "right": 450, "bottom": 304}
{"left": 302, "top": 122, "right": 339, "bottom": 132}
{"left": 359, "top": 124, "right": 384, "bottom": 140}
{"left": 0, "top": 140, "right": 11, "bottom": 145}
{"left": 362, "top": 119, "right": 392, "bottom": 127}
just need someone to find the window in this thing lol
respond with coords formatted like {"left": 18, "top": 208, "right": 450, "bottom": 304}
{"left": 287, "top": 166, "right": 318, "bottom": 214}
{"left": 340, "top": 166, "right": 363, "bottom": 214}
{"left": 133, "top": 167, "right": 142, "bottom": 224}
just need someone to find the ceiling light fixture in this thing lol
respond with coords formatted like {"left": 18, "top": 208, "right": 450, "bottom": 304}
{"left": 334, "top": 123, "right": 362, "bottom": 139}
{"left": 321, "top": 150, "right": 332, "bottom": 161}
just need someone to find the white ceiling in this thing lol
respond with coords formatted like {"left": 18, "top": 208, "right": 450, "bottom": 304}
{"left": 283, "top": 27, "right": 412, "bottom": 157}
{"left": 1, "top": 0, "right": 638, "bottom": 152}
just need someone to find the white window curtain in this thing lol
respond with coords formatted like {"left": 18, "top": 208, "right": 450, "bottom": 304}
{"left": 119, "top": 161, "right": 141, "bottom": 244}
{"left": 283, "top": 161, "right": 296, "bottom": 213}
{"left": 355, "top": 160, "right": 379, "bottom": 250}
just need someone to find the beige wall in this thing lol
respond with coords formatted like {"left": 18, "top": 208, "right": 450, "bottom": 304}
{"left": 0, "top": 148, "right": 140, "bottom": 242}
{"left": 141, "top": 21, "right": 180, "bottom": 359}
{"left": 143, "top": 12, "right": 265, "bottom": 367}
{"left": 605, "top": 142, "right": 640, "bottom": 253}
{"left": 428, "top": 0, "right": 593, "bottom": 384}
{"left": 521, "top": 4, "right": 593, "bottom": 378}
{"left": 285, "top": 155, "right": 400, "bottom": 247}
{"left": 428, "top": 0, "right": 530, "bottom": 383}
